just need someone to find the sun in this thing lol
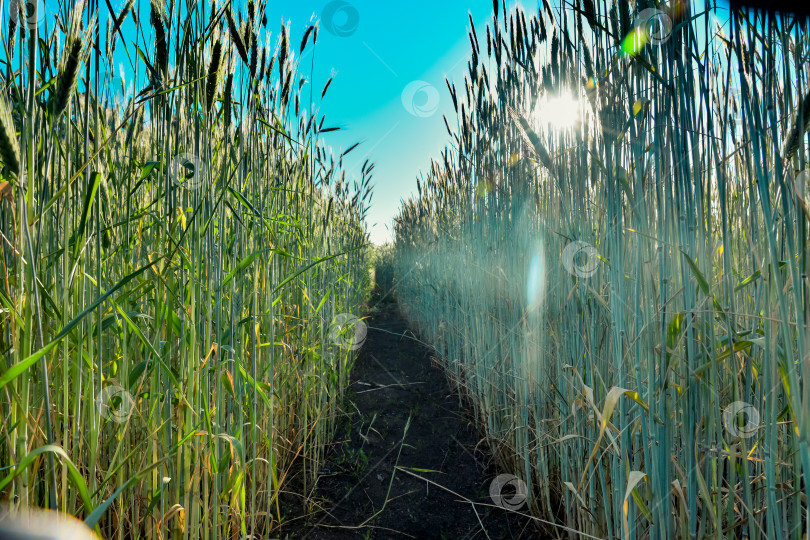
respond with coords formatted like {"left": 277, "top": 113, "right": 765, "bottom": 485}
{"left": 534, "top": 93, "right": 581, "bottom": 130}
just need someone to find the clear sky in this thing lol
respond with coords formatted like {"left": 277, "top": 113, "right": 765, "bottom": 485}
{"left": 262, "top": 0, "right": 495, "bottom": 245}
{"left": 274, "top": 0, "right": 732, "bottom": 245}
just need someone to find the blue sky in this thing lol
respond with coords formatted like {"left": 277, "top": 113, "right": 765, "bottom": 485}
{"left": 279, "top": 0, "right": 732, "bottom": 245}
{"left": 263, "top": 0, "right": 494, "bottom": 244}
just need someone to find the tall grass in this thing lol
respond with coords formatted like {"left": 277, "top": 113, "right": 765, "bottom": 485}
{"left": 394, "top": 1, "right": 809, "bottom": 538}
{"left": 0, "top": 0, "right": 371, "bottom": 537}
{"left": 372, "top": 243, "right": 395, "bottom": 296}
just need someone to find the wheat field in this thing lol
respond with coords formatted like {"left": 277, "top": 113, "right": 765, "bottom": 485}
{"left": 2, "top": 0, "right": 810, "bottom": 538}
{"left": 393, "top": 1, "right": 810, "bottom": 538}
{"left": 1, "top": 0, "right": 373, "bottom": 537}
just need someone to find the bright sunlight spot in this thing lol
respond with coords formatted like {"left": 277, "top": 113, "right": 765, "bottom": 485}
{"left": 534, "top": 93, "right": 580, "bottom": 129}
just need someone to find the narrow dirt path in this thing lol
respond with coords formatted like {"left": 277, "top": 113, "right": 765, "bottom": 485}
{"left": 281, "top": 295, "right": 535, "bottom": 539}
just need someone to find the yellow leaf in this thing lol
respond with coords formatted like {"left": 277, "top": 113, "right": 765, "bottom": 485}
{"left": 157, "top": 504, "right": 185, "bottom": 534}
{"left": 563, "top": 481, "right": 588, "bottom": 510}
{"left": 599, "top": 386, "right": 629, "bottom": 433}
{"left": 624, "top": 390, "right": 649, "bottom": 412}
{"left": 0, "top": 181, "right": 11, "bottom": 203}
{"left": 576, "top": 386, "right": 629, "bottom": 492}
{"left": 222, "top": 370, "right": 235, "bottom": 398}
{"left": 201, "top": 342, "right": 218, "bottom": 368}
{"left": 178, "top": 507, "right": 185, "bottom": 533}
{"left": 623, "top": 471, "right": 647, "bottom": 509}
{"left": 622, "top": 471, "right": 648, "bottom": 540}
{"left": 176, "top": 205, "right": 187, "bottom": 230}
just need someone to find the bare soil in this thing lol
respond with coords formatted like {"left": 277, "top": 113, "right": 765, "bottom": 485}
{"left": 276, "top": 293, "right": 539, "bottom": 539}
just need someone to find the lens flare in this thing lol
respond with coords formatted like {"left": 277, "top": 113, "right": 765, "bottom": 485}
{"left": 526, "top": 251, "right": 546, "bottom": 311}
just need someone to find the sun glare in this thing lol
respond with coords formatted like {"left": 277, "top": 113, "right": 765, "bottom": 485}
{"left": 534, "top": 93, "right": 580, "bottom": 129}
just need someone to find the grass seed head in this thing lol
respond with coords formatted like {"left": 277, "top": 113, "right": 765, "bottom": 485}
{"left": 0, "top": 91, "right": 20, "bottom": 177}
